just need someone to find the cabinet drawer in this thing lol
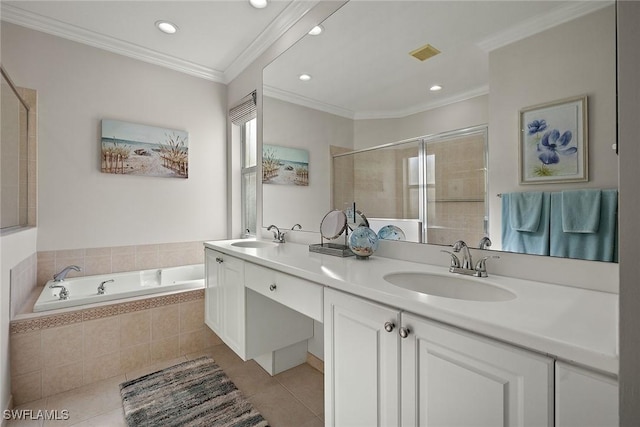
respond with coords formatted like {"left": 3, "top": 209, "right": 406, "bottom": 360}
{"left": 245, "top": 262, "right": 323, "bottom": 322}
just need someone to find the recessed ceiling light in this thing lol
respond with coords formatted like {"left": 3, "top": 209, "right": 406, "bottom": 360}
{"left": 308, "top": 25, "right": 324, "bottom": 36}
{"left": 430, "top": 85, "right": 443, "bottom": 91}
{"left": 249, "top": 0, "right": 268, "bottom": 9}
{"left": 299, "top": 74, "right": 312, "bottom": 81}
{"left": 155, "top": 20, "right": 178, "bottom": 34}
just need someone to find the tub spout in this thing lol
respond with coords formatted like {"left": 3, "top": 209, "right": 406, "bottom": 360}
{"left": 53, "top": 265, "right": 81, "bottom": 282}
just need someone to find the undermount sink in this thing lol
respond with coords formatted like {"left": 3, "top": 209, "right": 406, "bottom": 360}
{"left": 383, "top": 272, "right": 516, "bottom": 302}
{"left": 231, "top": 240, "right": 278, "bottom": 248}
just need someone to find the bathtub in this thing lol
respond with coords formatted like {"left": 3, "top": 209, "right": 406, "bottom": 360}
{"left": 33, "top": 264, "right": 204, "bottom": 312}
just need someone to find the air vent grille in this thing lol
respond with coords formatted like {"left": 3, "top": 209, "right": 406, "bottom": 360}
{"left": 409, "top": 44, "right": 441, "bottom": 61}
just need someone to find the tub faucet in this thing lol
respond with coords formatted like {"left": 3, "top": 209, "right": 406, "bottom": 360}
{"left": 49, "top": 284, "right": 69, "bottom": 300}
{"left": 97, "top": 279, "right": 114, "bottom": 295}
{"left": 267, "top": 225, "right": 285, "bottom": 243}
{"left": 53, "top": 265, "right": 81, "bottom": 282}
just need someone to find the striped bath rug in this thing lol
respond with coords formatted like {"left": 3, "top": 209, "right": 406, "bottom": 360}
{"left": 120, "top": 356, "right": 269, "bottom": 427}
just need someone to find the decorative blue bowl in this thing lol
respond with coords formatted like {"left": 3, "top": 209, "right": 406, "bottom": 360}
{"left": 377, "top": 225, "right": 406, "bottom": 241}
{"left": 348, "top": 226, "right": 379, "bottom": 259}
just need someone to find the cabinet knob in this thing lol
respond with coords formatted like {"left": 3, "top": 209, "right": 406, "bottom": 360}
{"left": 269, "top": 284, "right": 277, "bottom": 291}
{"left": 399, "top": 327, "right": 410, "bottom": 339}
{"left": 384, "top": 322, "right": 395, "bottom": 333}
{"left": 215, "top": 257, "right": 223, "bottom": 263}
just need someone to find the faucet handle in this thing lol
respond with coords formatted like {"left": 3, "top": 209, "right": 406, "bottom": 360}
{"left": 474, "top": 255, "right": 500, "bottom": 273}
{"left": 440, "top": 250, "right": 461, "bottom": 268}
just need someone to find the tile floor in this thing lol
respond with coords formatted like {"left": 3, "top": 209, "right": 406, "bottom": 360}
{"left": 6, "top": 342, "right": 324, "bottom": 427}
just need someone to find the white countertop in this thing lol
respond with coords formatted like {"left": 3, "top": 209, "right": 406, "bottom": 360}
{"left": 205, "top": 239, "right": 619, "bottom": 375}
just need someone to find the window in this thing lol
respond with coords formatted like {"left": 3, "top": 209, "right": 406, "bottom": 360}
{"left": 229, "top": 92, "right": 257, "bottom": 236}
{"left": 241, "top": 118, "right": 257, "bottom": 235}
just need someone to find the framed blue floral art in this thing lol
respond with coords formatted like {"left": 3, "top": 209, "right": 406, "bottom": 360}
{"left": 519, "top": 95, "right": 588, "bottom": 184}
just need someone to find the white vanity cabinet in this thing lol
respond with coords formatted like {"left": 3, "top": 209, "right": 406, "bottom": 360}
{"left": 401, "top": 312, "right": 553, "bottom": 426}
{"left": 555, "top": 362, "right": 618, "bottom": 427}
{"left": 325, "top": 288, "right": 554, "bottom": 427}
{"left": 204, "top": 248, "right": 246, "bottom": 357}
{"left": 204, "top": 248, "right": 314, "bottom": 363}
{"left": 324, "top": 288, "right": 401, "bottom": 427}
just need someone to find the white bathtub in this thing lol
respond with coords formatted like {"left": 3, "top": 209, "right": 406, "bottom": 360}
{"left": 33, "top": 264, "right": 204, "bottom": 312}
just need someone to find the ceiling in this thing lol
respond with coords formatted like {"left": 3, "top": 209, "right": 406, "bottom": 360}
{"left": 1, "top": 0, "right": 316, "bottom": 83}
{"left": 263, "top": 0, "right": 613, "bottom": 119}
{"left": 2, "top": 0, "right": 612, "bottom": 117}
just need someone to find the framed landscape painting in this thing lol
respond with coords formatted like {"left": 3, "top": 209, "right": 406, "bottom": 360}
{"left": 262, "top": 144, "right": 309, "bottom": 186}
{"left": 519, "top": 95, "right": 588, "bottom": 184}
{"left": 101, "top": 119, "right": 189, "bottom": 178}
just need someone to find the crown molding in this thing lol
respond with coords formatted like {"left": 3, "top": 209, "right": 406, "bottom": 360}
{"left": 223, "top": 0, "right": 320, "bottom": 84}
{"left": 263, "top": 85, "right": 355, "bottom": 119}
{"left": 354, "top": 86, "right": 490, "bottom": 120}
{"left": 264, "top": 84, "right": 490, "bottom": 121}
{"left": 0, "top": 3, "right": 226, "bottom": 82}
{"left": 478, "top": 0, "right": 614, "bottom": 52}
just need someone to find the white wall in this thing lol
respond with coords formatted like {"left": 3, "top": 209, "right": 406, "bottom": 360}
{"left": 262, "top": 96, "right": 353, "bottom": 230}
{"left": 488, "top": 6, "right": 618, "bottom": 247}
{"left": 353, "top": 94, "right": 489, "bottom": 150}
{"left": 0, "top": 229, "right": 37, "bottom": 416}
{"left": 1, "top": 23, "right": 228, "bottom": 251}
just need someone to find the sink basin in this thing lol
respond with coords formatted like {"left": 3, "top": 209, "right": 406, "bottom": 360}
{"left": 231, "top": 240, "right": 278, "bottom": 248}
{"left": 383, "top": 272, "right": 516, "bottom": 302}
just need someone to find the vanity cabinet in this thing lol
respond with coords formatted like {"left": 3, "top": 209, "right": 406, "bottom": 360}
{"left": 555, "top": 362, "right": 618, "bottom": 426}
{"left": 204, "top": 248, "right": 314, "bottom": 362}
{"left": 325, "top": 288, "right": 554, "bottom": 427}
{"left": 204, "top": 248, "right": 246, "bottom": 357}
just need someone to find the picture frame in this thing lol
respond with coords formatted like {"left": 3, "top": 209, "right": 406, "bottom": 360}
{"left": 101, "top": 119, "right": 189, "bottom": 178}
{"left": 519, "top": 95, "right": 588, "bottom": 184}
{"left": 262, "top": 144, "right": 309, "bottom": 186}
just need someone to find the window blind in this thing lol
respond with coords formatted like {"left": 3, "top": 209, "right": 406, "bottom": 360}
{"left": 229, "top": 91, "right": 257, "bottom": 125}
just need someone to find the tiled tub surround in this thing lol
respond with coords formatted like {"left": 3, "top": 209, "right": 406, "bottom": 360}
{"left": 35, "top": 241, "right": 204, "bottom": 291}
{"left": 10, "top": 288, "right": 221, "bottom": 405}
{"left": 34, "top": 264, "right": 204, "bottom": 312}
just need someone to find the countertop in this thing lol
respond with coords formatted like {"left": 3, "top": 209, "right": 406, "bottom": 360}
{"left": 205, "top": 239, "right": 618, "bottom": 375}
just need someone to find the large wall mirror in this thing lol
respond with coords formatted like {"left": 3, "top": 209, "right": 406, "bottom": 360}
{"left": 262, "top": 0, "right": 618, "bottom": 262}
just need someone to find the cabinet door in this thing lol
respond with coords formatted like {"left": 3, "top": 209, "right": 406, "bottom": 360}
{"left": 324, "top": 288, "right": 400, "bottom": 427}
{"left": 219, "top": 254, "right": 245, "bottom": 358}
{"left": 555, "top": 362, "right": 618, "bottom": 427}
{"left": 204, "top": 248, "right": 222, "bottom": 334}
{"left": 401, "top": 313, "right": 553, "bottom": 427}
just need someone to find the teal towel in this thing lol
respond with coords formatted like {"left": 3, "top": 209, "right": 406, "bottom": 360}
{"left": 509, "top": 192, "right": 544, "bottom": 232}
{"left": 502, "top": 192, "right": 550, "bottom": 255}
{"left": 562, "top": 189, "right": 602, "bottom": 233}
{"left": 550, "top": 190, "right": 618, "bottom": 262}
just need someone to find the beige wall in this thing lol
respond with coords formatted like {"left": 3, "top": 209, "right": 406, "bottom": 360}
{"left": 1, "top": 23, "right": 228, "bottom": 251}
{"left": 488, "top": 6, "right": 618, "bottom": 248}
{"left": 353, "top": 94, "right": 489, "bottom": 150}
{"left": 262, "top": 96, "right": 353, "bottom": 230}
{"left": 617, "top": 1, "right": 640, "bottom": 423}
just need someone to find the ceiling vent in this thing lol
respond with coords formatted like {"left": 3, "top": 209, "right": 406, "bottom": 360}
{"left": 409, "top": 43, "right": 441, "bottom": 61}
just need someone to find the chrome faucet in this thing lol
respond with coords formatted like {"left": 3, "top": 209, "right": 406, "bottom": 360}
{"left": 452, "top": 240, "right": 473, "bottom": 270}
{"left": 291, "top": 223, "right": 302, "bottom": 231}
{"left": 267, "top": 225, "right": 285, "bottom": 243}
{"left": 447, "top": 240, "right": 499, "bottom": 277}
{"left": 49, "top": 284, "right": 70, "bottom": 300}
{"left": 53, "top": 265, "right": 81, "bottom": 282}
{"left": 478, "top": 236, "right": 492, "bottom": 250}
{"left": 97, "top": 279, "right": 114, "bottom": 295}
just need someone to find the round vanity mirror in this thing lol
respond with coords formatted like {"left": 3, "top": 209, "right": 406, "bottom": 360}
{"left": 320, "top": 210, "right": 347, "bottom": 240}
{"left": 344, "top": 207, "right": 369, "bottom": 231}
